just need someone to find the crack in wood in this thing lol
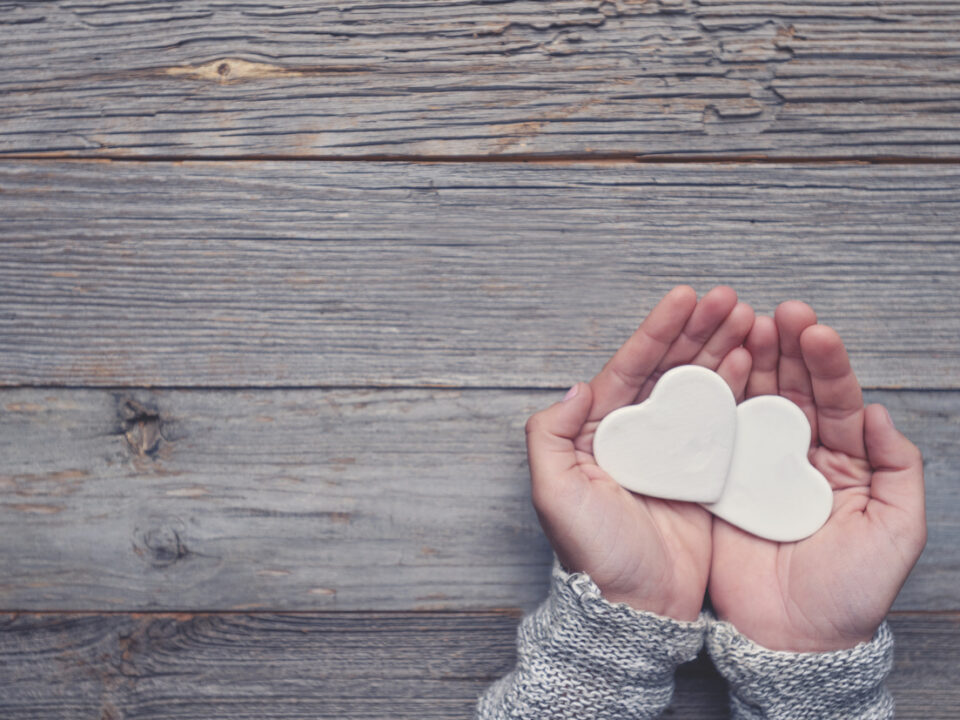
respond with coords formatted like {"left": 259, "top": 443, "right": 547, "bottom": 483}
{"left": 163, "top": 58, "right": 372, "bottom": 83}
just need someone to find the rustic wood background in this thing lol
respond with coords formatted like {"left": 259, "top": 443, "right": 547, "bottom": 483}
{"left": 2, "top": 1, "right": 959, "bottom": 718}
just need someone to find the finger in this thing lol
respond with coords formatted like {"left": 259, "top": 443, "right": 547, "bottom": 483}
{"left": 863, "top": 404, "right": 926, "bottom": 554}
{"left": 715, "top": 346, "right": 752, "bottom": 402}
{"left": 774, "top": 300, "right": 819, "bottom": 443}
{"left": 526, "top": 382, "right": 595, "bottom": 511}
{"left": 744, "top": 315, "right": 779, "bottom": 398}
{"left": 651, "top": 286, "right": 739, "bottom": 371}
{"left": 634, "top": 285, "right": 739, "bottom": 402}
{"left": 800, "top": 324, "right": 867, "bottom": 459}
{"left": 588, "top": 285, "right": 697, "bottom": 421}
{"left": 690, "top": 301, "right": 755, "bottom": 370}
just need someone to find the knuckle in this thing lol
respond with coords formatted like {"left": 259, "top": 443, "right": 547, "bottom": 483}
{"left": 525, "top": 411, "right": 545, "bottom": 437}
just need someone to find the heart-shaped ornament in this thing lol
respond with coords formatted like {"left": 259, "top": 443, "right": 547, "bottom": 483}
{"left": 703, "top": 395, "right": 833, "bottom": 542}
{"left": 593, "top": 365, "right": 737, "bottom": 502}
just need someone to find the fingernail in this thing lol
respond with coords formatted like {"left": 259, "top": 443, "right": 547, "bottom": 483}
{"left": 563, "top": 383, "right": 579, "bottom": 402}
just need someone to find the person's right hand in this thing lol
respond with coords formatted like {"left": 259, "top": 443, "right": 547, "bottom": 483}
{"left": 524, "top": 285, "right": 754, "bottom": 621}
{"left": 709, "top": 303, "right": 927, "bottom": 651}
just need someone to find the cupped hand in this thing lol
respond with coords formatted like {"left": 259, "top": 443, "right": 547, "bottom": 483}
{"left": 709, "top": 302, "right": 927, "bottom": 651}
{"left": 525, "top": 286, "right": 754, "bottom": 621}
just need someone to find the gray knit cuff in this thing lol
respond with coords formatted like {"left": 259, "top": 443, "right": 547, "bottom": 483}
{"left": 706, "top": 617, "right": 895, "bottom": 720}
{"left": 476, "top": 559, "right": 707, "bottom": 720}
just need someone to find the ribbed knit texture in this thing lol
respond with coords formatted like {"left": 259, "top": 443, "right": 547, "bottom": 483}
{"left": 706, "top": 616, "right": 895, "bottom": 719}
{"left": 475, "top": 559, "right": 707, "bottom": 719}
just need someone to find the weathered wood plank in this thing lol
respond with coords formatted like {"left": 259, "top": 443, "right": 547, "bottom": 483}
{"left": 2, "top": 161, "right": 959, "bottom": 389}
{"left": 0, "top": 388, "right": 954, "bottom": 611}
{"left": 2, "top": 1, "right": 960, "bottom": 157}
{"left": 0, "top": 611, "right": 954, "bottom": 719}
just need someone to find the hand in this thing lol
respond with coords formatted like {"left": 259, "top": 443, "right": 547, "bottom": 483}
{"left": 525, "top": 285, "right": 754, "bottom": 621}
{"left": 709, "top": 302, "right": 927, "bottom": 651}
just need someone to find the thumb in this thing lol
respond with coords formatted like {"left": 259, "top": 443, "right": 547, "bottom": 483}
{"left": 864, "top": 403, "right": 926, "bottom": 552}
{"left": 525, "top": 382, "right": 594, "bottom": 505}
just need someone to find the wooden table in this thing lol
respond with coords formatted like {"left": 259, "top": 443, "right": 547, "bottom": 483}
{"left": 2, "top": 2, "right": 959, "bottom": 717}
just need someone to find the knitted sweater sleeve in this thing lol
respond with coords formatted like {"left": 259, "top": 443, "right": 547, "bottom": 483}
{"left": 705, "top": 616, "right": 895, "bottom": 719}
{"left": 474, "top": 559, "right": 707, "bottom": 720}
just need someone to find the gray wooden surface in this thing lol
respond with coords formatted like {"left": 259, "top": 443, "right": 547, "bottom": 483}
{"left": 2, "top": 0, "right": 959, "bottom": 717}
{"left": 3, "top": 1, "right": 960, "bottom": 158}
{"left": 0, "top": 612, "right": 956, "bottom": 719}
{"left": 0, "top": 387, "right": 957, "bottom": 612}
{"left": 2, "top": 162, "right": 958, "bottom": 388}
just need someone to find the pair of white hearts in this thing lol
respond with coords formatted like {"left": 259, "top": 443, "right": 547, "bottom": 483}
{"left": 593, "top": 365, "right": 833, "bottom": 542}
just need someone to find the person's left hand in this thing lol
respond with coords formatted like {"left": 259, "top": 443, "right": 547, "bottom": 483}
{"left": 525, "top": 286, "right": 754, "bottom": 621}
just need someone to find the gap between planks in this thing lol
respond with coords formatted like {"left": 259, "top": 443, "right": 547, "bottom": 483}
{"left": 0, "top": 609, "right": 952, "bottom": 618}
{"left": 4, "top": 384, "right": 958, "bottom": 392}
{"left": 5, "top": 153, "right": 960, "bottom": 165}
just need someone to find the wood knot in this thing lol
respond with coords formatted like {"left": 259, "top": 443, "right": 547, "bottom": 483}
{"left": 217, "top": 62, "right": 230, "bottom": 77}
{"left": 118, "top": 398, "right": 164, "bottom": 458}
{"left": 135, "top": 522, "right": 191, "bottom": 568}
{"left": 100, "top": 703, "right": 123, "bottom": 720}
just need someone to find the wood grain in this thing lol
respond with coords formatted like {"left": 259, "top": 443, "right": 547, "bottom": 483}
{"left": 0, "top": 387, "right": 954, "bottom": 612}
{"left": 2, "top": 1, "right": 960, "bottom": 158}
{"left": 0, "top": 610, "right": 955, "bottom": 719}
{"left": 3, "top": 161, "right": 959, "bottom": 389}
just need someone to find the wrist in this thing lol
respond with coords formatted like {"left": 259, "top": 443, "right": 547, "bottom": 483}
{"left": 751, "top": 630, "right": 875, "bottom": 653}
{"left": 581, "top": 560, "right": 707, "bottom": 623}
{"left": 553, "top": 556, "right": 707, "bottom": 625}
{"left": 714, "top": 611, "right": 876, "bottom": 652}
{"left": 602, "top": 586, "right": 703, "bottom": 623}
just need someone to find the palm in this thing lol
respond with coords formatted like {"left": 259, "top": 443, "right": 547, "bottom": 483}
{"left": 557, "top": 435, "right": 713, "bottom": 621}
{"left": 712, "top": 449, "right": 882, "bottom": 650}
{"left": 527, "top": 285, "right": 754, "bottom": 621}
{"left": 710, "top": 304, "right": 926, "bottom": 651}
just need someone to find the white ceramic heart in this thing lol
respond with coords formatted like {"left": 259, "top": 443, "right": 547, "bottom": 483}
{"left": 703, "top": 395, "right": 833, "bottom": 542}
{"left": 593, "top": 365, "right": 736, "bottom": 502}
